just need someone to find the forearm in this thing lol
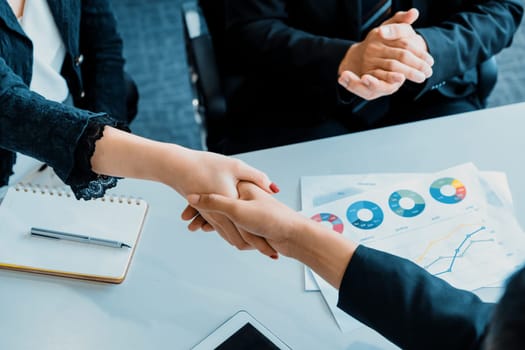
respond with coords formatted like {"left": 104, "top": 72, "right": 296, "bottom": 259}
{"left": 232, "top": 22, "right": 349, "bottom": 83}
{"left": 288, "top": 220, "right": 357, "bottom": 289}
{"left": 0, "top": 63, "right": 104, "bottom": 183}
{"left": 90, "top": 126, "right": 193, "bottom": 192}
{"left": 226, "top": 0, "right": 351, "bottom": 85}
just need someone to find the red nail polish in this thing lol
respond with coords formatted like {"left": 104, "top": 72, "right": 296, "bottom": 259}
{"left": 270, "top": 254, "right": 278, "bottom": 260}
{"left": 270, "top": 182, "right": 280, "bottom": 193}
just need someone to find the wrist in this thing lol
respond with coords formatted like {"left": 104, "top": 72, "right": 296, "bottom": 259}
{"left": 338, "top": 43, "right": 360, "bottom": 76}
{"left": 155, "top": 144, "right": 198, "bottom": 195}
{"left": 289, "top": 218, "right": 357, "bottom": 289}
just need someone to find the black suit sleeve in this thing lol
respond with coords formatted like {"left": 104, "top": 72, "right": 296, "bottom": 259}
{"left": 225, "top": 0, "right": 353, "bottom": 87}
{"left": 337, "top": 245, "right": 494, "bottom": 350}
{"left": 415, "top": 0, "right": 523, "bottom": 97}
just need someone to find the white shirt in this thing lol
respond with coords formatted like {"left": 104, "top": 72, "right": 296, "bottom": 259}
{"left": 18, "top": 0, "right": 69, "bottom": 103}
{"left": 8, "top": 0, "right": 70, "bottom": 188}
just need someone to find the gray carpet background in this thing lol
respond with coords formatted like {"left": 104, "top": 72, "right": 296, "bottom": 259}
{"left": 112, "top": 0, "right": 525, "bottom": 151}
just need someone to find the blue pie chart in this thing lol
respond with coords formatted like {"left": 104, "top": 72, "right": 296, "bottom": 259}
{"left": 388, "top": 190, "right": 426, "bottom": 217}
{"left": 346, "top": 200, "right": 384, "bottom": 230}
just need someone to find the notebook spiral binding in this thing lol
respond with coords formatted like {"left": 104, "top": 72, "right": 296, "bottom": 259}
{"left": 14, "top": 182, "right": 145, "bottom": 206}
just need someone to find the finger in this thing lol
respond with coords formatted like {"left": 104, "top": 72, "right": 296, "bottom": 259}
{"left": 338, "top": 69, "right": 363, "bottom": 89}
{"left": 181, "top": 204, "right": 199, "bottom": 221}
{"left": 187, "top": 193, "right": 235, "bottom": 216}
{"left": 379, "top": 23, "right": 418, "bottom": 42}
{"left": 361, "top": 74, "right": 403, "bottom": 96}
{"left": 236, "top": 161, "right": 279, "bottom": 194}
{"left": 188, "top": 216, "right": 215, "bottom": 232}
{"left": 339, "top": 70, "right": 398, "bottom": 100}
{"left": 338, "top": 70, "right": 378, "bottom": 100}
{"left": 238, "top": 228, "right": 278, "bottom": 259}
{"left": 199, "top": 213, "right": 234, "bottom": 244}
{"left": 187, "top": 213, "right": 210, "bottom": 232}
{"left": 237, "top": 180, "right": 267, "bottom": 199}
{"left": 376, "top": 58, "right": 429, "bottom": 83}
{"left": 212, "top": 215, "right": 253, "bottom": 250}
{"left": 366, "top": 69, "right": 405, "bottom": 84}
{"left": 187, "top": 195, "right": 253, "bottom": 240}
{"left": 380, "top": 46, "right": 433, "bottom": 78}
{"left": 203, "top": 215, "right": 235, "bottom": 246}
{"left": 381, "top": 8, "right": 419, "bottom": 26}
{"left": 202, "top": 222, "right": 215, "bottom": 232}
{"left": 384, "top": 38, "right": 434, "bottom": 66}
{"left": 338, "top": 70, "right": 367, "bottom": 96}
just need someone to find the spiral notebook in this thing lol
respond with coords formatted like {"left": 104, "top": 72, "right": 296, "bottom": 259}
{"left": 0, "top": 183, "right": 149, "bottom": 283}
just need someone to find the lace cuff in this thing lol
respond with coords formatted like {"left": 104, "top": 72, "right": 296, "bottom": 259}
{"left": 68, "top": 115, "right": 130, "bottom": 200}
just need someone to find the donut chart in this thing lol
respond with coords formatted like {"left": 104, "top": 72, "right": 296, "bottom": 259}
{"left": 346, "top": 200, "right": 384, "bottom": 230}
{"left": 389, "top": 190, "right": 426, "bottom": 217}
{"left": 310, "top": 213, "right": 344, "bottom": 233}
{"left": 430, "top": 177, "right": 467, "bottom": 204}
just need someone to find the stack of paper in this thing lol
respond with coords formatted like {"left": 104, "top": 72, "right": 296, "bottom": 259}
{"left": 300, "top": 162, "right": 525, "bottom": 332}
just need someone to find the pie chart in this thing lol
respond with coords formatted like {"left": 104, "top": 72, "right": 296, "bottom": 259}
{"left": 388, "top": 189, "right": 426, "bottom": 217}
{"left": 430, "top": 177, "right": 467, "bottom": 204}
{"left": 346, "top": 200, "right": 384, "bottom": 230}
{"left": 310, "top": 213, "right": 344, "bottom": 233}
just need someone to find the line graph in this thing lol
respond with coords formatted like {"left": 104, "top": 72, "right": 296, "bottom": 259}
{"left": 425, "top": 238, "right": 495, "bottom": 273}
{"left": 415, "top": 223, "right": 484, "bottom": 264}
{"left": 409, "top": 219, "right": 515, "bottom": 290}
{"left": 423, "top": 226, "right": 490, "bottom": 275}
{"left": 367, "top": 212, "right": 518, "bottom": 291}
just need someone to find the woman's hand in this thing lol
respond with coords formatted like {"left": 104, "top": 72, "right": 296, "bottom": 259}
{"left": 90, "top": 127, "right": 280, "bottom": 258}
{"left": 185, "top": 181, "right": 305, "bottom": 257}
{"left": 160, "top": 147, "right": 280, "bottom": 258}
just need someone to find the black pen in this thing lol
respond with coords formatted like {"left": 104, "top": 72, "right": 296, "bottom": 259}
{"left": 30, "top": 227, "right": 131, "bottom": 248}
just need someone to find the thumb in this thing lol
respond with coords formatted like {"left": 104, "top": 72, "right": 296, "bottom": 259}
{"left": 382, "top": 8, "right": 419, "bottom": 26}
{"left": 237, "top": 162, "right": 280, "bottom": 194}
{"left": 186, "top": 193, "right": 235, "bottom": 214}
{"left": 379, "top": 22, "right": 416, "bottom": 40}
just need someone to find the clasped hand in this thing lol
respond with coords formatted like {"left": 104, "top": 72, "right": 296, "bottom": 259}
{"left": 176, "top": 150, "right": 280, "bottom": 259}
{"left": 185, "top": 181, "right": 302, "bottom": 259}
{"left": 338, "top": 8, "right": 434, "bottom": 100}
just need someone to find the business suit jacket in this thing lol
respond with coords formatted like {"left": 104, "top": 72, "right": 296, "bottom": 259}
{"left": 338, "top": 245, "right": 494, "bottom": 350}
{"left": 222, "top": 0, "right": 523, "bottom": 128}
{"left": 0, "top": 0, "right": 127, "bottom": 194}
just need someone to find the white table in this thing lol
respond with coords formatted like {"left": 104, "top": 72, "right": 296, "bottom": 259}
{"left": 2, "top": 102, "right": 525, "bottom": 349}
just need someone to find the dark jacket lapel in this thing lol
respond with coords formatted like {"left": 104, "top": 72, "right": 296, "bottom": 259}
{"left": 0, "top": 0, "right": 29, "bottom": 39}
{"left": 47, "top": 0, "right": 80, "bottom": 54}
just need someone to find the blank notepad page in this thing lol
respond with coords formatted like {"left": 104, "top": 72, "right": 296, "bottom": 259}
{"left": 0, "top": 184, "right": 148, "bottom": 283}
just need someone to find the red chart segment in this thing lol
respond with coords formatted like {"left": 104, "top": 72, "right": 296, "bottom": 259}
{"left": 310, "top": 213, "right": 344, "bottom": 233}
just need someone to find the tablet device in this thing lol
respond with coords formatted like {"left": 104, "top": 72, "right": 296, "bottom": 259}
{"left": 191, "top": 310, "right": 291, "bottom": 350}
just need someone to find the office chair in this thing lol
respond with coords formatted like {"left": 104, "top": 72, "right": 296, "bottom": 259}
{"left": 181, "top": 1, "right": 226, "bottom": 150}
{"left": 477, "top": 57, "right": 498, "bottom": 108}
{"left": 181, "top": 0, "right": 498, "bottom": 150}
{"left": 124, "top": 72, "right": 140, "bottom": 124}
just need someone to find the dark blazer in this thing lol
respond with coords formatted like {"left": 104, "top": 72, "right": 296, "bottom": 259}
{"left": 338, "top": 246, "right": 494, "bottom": 350}
{"left": 0, "top": 0, "right": 126, "bottom": 188}
{"left": 222, "top": 0, "right": 523, "bottom": 127}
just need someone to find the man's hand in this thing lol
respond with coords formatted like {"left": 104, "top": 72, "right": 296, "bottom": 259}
{"left": 338, "top": 9, "right": 434, "bottom": 100}
{"left": 185, "top": 182, "right": 303, "bottom": 258}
